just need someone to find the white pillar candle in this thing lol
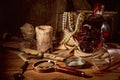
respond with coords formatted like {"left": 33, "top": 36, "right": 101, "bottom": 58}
{"left": 35, "top": 25, "right": 53, "bottom": 53}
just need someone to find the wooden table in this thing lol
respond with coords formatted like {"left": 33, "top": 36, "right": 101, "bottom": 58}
{"left": 0, "top": 48, "right": 120, "bottom": 80}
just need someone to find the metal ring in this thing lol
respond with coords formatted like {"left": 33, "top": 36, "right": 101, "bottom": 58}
{"left": 33, "top": 59, "right": 55, "bottom": 73}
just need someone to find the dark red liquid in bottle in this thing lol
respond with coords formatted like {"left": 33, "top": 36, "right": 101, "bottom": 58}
{"left": 73, "top": 3, "right": 110, "bottom": 53}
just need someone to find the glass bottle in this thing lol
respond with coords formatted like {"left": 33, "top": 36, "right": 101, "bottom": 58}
{"left": 74, "top": 3, "right": 110, "bottom": 53}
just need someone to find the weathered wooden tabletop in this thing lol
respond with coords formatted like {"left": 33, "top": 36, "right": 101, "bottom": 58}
{"left": 0, "top": 48, "right": 120, "bottom": 80}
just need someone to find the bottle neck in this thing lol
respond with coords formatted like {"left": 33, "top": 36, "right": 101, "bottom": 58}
{"left": 93, "top": 3, "right": 104, "bottom": 15}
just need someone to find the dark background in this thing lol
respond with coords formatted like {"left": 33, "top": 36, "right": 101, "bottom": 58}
{"left": 0, "top": 0, "right": 120, "bottom": 43}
